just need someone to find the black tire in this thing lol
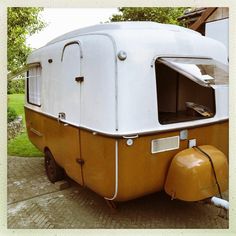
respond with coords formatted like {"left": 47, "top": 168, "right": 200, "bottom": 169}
{"left": 44, "top": 149, "right": 64, "bottom": 183}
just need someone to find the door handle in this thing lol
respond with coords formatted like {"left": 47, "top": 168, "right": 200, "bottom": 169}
{"left": 57, "top": 112, "right": 69, "bottom": 126}
{"left": 58, "top": 112, "right": 66, "bottom": 122}
{"left": 75, "top": 76, "right": 84, "bottom": 82}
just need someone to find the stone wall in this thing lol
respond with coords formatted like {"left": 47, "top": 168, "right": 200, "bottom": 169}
{"left": 7, "top": 116, "right": 23, "bottom": 140}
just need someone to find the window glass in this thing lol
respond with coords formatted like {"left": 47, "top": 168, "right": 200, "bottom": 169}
{"left": 27, "top": 66, "right": 41, "bottom": 106}
{"left": 158, "top": 57, "right": 228, "bottom": 86}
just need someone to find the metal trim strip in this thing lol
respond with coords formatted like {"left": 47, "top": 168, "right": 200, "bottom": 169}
{"left": 104, "top": 140, "right": 119, "bottom": 200}
{"left": 30, "top": 128, "right": 43, "bottom": 137}
{"left": 24, "top": 105, "right": 228, "bottom": 138}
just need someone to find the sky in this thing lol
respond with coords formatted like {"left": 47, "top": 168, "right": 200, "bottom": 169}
{"left": 26, "top": 8, "right": 119, "bottom": 49}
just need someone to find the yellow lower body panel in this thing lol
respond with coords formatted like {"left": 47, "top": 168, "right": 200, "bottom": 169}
{"left": 115, "top": 123, "right": 228, "bottom": 201}
{"left": 164, "top": 145, "right": 228, "bottom": 201}
{"left": 25, "top": 107, "right": 228, "bottom": 202}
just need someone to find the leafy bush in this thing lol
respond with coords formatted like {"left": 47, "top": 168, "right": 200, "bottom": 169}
{"left": 7, "top": 106, "right": 18, "bottom": 123}
{"left": 8, "top": 79, "right": 25, "bottom": 94}
{"left": 110, "top": 7, "right": 188, "bottom": 26}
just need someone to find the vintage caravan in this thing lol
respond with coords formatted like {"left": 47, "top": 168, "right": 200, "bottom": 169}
{"left": 25, "top": 22, "right": 228, "bottom": 203}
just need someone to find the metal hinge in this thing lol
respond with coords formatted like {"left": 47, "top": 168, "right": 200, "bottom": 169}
{"left": 58, "top": 112, "right": 66, "bottom": 120}
{"left": 76, "top": 158, "right": 85, "bottom": 166}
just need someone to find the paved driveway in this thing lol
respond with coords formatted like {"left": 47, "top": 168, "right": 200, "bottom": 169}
{"left": 7, "top": 156, "right": 228, "bottom": 229}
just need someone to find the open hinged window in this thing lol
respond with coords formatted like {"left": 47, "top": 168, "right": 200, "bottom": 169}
{"left": 155, "top": 57, "right": 228, "bottom": 125}
{"left": 26, "top": 63, "right": 42, "bottom": 106}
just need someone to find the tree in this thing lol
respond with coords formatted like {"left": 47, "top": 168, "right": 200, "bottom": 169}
{"left": 109, "top": 7, "right": 188, "bottom": 26}
{"left": 8, "top": 7, "right": 46, "bottom": 73}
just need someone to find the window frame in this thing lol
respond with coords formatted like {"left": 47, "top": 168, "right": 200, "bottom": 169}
{"left": 26, "top": 65, "right": 42, "bottom": 107}
{"left": 155, "top": 57, "right": 217, "bottom": 125}
{"left": 157, "top": 57, "right": 228, "bottom": 86}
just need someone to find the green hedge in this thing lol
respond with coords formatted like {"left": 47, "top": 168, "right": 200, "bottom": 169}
{"left": 7, "top": 107, "right": 18, "bottom": 123}
{"left": 8, "top": 79, "right": 25, "bottom": 94}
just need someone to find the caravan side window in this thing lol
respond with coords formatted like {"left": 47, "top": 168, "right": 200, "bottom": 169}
{"left": 155, "top": 57, "right": 228, "bottom": 124}
{"left": 27, "top": 66, "right": 42, "bottom": 106}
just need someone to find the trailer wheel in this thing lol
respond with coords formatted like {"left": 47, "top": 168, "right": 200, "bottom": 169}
{"left": 44, "top": 149, "right": 64, "bottom": 183}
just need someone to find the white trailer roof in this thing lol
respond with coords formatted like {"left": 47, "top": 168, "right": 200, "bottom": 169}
{"left": 47, "top": 21, "right": 201, "bottom": 45}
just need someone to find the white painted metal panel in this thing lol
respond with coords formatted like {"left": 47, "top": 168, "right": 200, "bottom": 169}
{"left": 116, "top": 52, "right": 158, "bottom": 134}
{"left": 79, "top": 34, "right": 116, "bottom": 133}
{"left": 56, "top": 43, "right": 81, "bottom": 124}
{"left": 26, "top": 22, "right": 229, "bottom": 135}
{"left": 39, "top": 42, "right": 65, "bottom": 118}
{"left": 47, "top": 22, "right": 200, "bottom": 45}
{"left": 113, "top": 30, "right": 228, "bottom": 134}
{"left": 212, "top": 85, "right": 228, "bottom": 120}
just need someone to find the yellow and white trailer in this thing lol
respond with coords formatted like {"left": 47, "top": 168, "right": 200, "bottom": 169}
{"left": 25, "top": 22, "right": 228, "bottom": 202}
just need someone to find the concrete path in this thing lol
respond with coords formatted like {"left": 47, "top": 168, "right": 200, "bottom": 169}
{"left": 7, "top": 156, "right": 228, "bottom": 229}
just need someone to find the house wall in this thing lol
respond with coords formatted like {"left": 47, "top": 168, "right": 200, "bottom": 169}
{"left": 206, "top": 8, "right": 229, "bottom": 22}
{"left": 205, "top": 19, "right": 228, "bottom": 54}
{"left": 205, "top": 8, "right": 229, "bottom": 56}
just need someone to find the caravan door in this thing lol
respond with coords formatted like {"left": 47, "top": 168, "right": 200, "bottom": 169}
{"left": 54, "top": 42, "right": 83, "bottom": 185}
{"left": 59, "top": 42, "right": 82, "bottom": 124}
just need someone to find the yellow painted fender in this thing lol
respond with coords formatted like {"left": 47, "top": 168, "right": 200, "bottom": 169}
{"left": 164, "top": 145, "right": 228, "bottom": 201}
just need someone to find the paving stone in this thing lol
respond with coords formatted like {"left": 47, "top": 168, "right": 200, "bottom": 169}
{"left": 54, "top": 180, "right": 71, "bottom": 190}
{"left": 7, "top": 156, "right": 229, "bottom": 229}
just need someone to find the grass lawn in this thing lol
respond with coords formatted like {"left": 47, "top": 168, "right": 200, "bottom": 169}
{"left": 8, "top": 94, "right": 25, "bottom": 123}
{"left": 8, "top": 132, "right": 44, "bottom": 157}
{"left": 8, "top": 94, "right": 43, "bottom": 157}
